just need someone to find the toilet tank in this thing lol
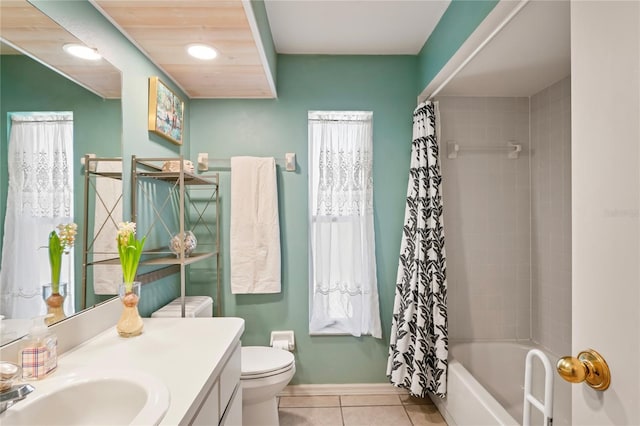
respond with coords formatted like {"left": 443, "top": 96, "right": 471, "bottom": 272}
{"left": 151, "top": 296, "right": 213, "bottom": 318}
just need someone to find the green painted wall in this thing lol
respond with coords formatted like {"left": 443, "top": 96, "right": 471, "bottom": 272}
{"left": 0, "top": 54, "right": 121, "bottom": 311}
{"left": 417, "top": 0, "right": 498, "bottom": 92}
{"left": 191, "top": 55, "right": 417, "bottom": 383}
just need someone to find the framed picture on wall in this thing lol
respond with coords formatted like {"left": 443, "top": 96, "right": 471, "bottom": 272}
{"left": 148, "top": 76, "right": 184, "bottom": 145}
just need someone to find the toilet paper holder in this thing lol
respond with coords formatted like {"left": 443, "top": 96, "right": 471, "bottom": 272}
{"left": 270, "top": 330, "right": 295, "bottom": 351}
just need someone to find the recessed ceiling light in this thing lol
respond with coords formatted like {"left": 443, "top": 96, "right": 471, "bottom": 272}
{"left": 187, "top": 44, "right": 218, "bottom": 60}
{"left": 63, "top": 43, "right": 102, "bottom": 61}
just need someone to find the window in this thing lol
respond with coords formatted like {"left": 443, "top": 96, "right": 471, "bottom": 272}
{"left": 308, "top": 111, "right": 381, "bottom": 338}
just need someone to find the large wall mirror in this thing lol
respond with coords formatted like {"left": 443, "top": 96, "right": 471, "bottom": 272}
{"left": 0, "top": 0, "right": 122, "bottom": 345}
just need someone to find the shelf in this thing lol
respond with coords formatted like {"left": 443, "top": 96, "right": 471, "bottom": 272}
{"left": 139, "top": 251, "right": 216, "bottom": 266}
{"left": 133, "top": 158, "right": 219, "bottom": 186}
{"left": 87, "top": 257, "right": 121, "bottom": 266}
{"left": 90, "top": 171, "right": 122, "bottom": 179}
{"left": 135, "top": 171, "right": 217, "bottom": 186}
{"left": 87, "top": 251, "right": 217, "bottom": 266}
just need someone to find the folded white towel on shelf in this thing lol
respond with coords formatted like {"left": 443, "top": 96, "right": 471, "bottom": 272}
{"left": 230, "top": 156, "right": 281, "bottom": 294}
{"left": 92, "top": 160, "right": 123, "bottom": 295}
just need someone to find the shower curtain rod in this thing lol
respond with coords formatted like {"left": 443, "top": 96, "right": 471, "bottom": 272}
{"left": 10, "top": 116, "right": 73, "bottom": 123}
{"left": 197, "top": 152, "right": 296, "bottom": 172}
{"left": 308, "top": 118, "right": 371, "bottom": 122}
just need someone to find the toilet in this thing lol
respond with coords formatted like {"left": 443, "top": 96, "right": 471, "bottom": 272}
{"left": 152, "top": 297, "right": 295, "bottom": 426}
{"left": 241, "top": 346, "right": 295, "bottom": 426}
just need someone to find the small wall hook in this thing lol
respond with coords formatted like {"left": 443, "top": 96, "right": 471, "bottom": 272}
{"left": 284, "top": 153, "right": 296, "bottom": 172}
{"left": 447, "top": 141, "right": 459, "bottom": 159}
{"left": 197, "top": 152, "right": 209, "bottom": 172}
{"left": 507, "top": 141, "right": 522, "bottom": 159}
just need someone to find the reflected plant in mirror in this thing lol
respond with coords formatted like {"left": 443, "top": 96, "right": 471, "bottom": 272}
{"left": 44, "top": 223, "right": 77, "bottom": 325}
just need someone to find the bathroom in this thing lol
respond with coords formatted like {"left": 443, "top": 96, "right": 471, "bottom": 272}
{"left": 0, "top": 1, "right": 638, "bottom": 425}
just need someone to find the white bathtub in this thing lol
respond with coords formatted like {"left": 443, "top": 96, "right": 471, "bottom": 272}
{"left": 431, "top": 341, "right": 571, "bottom": 426}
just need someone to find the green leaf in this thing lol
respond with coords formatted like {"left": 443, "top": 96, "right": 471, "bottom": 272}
{"left": 48, "top": 231, "right": 62, "bottom": 291}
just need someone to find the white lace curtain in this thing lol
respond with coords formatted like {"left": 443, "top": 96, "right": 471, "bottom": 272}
{"left": 308, "top": 111, "right": 382, "bottom": 338}
{"left": 0, "top": 113, "right": 74, "bottom": 319}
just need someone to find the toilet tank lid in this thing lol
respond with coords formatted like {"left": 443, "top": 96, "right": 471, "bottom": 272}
{"left": 151, "top": 296, "right": 213, "bottom": 318}
{"left": 242, "top": 346, "right": 295, "bottom": 375}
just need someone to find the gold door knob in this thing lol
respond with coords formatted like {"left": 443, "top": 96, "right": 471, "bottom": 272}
{"left": 556, "top": 348, "right": 611, "bottom": 391}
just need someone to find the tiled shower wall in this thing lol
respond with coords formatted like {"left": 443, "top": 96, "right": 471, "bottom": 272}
{"left": 437, "top": 77, "right": 571, "bottom": 353}
{"left": 530, "top": 77, "right": 572, "bottom": 356}
{"left": 439, "top": 97, "right": 531, "bottom": 341}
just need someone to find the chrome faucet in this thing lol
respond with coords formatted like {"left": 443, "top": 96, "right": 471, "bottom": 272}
{"left": 0, "top": 384, "right": 34, "bottom": 414}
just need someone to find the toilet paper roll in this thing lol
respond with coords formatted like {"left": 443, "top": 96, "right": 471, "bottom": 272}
{"left": 272, "top": 339, "right": 290, "bottom": 351}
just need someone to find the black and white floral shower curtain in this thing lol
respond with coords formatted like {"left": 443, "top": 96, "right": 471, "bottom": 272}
{"left": 387, "top": 101, "right": 448, "bottom": 398}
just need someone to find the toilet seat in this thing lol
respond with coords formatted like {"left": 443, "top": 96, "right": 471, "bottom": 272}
{"left": 241, "top": 346, "right": 295, "bottom": 379}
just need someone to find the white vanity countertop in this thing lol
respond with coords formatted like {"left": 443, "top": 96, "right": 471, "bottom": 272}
{"left": 29, "top": 317, "right": 244, "bottom": 425}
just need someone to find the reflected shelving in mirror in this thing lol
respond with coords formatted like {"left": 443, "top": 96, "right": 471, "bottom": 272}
{"left": 81, "top": 157, "right": 123, "bottom": 309}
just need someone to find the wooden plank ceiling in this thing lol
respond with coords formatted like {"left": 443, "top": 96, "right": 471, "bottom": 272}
{"left": 92, "top": 0, "right": 274, "bottom": 99}
{"left": 0, "top": 0, "right": 122, "bottom": 99}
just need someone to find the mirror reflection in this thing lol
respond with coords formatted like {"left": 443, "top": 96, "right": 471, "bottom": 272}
{"left": 0, "top": 2, "right": 122, "bottom": 345}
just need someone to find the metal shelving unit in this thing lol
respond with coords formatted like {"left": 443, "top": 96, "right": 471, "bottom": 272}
{"left": 131, "top": 156, "right": 220, "bottom": 317}
{"left": 81, "top": 156, "right": 123, "bottom": 309}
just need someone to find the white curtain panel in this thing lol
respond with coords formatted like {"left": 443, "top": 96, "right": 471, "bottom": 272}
{"left": 308, "top": 111, "right": 381, "bottom": 338}
{"left": 0, "top": 113, "right": 74, "bottom": 319}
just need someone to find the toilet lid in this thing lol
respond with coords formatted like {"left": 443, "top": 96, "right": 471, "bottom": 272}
{"left": 241, "top": 363, "right": 295, "bottom": 380}
{"left": 241, "top": 346, "right": 295, "bottom": 376}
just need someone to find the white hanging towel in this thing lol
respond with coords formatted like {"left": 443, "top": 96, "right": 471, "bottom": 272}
{"left": 92, "top": 160, "right": 123, "bottom": 295}
{"left": 230, "top": 156, "right": 281, "bottom": 294}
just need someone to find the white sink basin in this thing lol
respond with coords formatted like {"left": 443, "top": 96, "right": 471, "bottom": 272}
{"left": 0, "top": 369, "right": 170, "bottom": 425}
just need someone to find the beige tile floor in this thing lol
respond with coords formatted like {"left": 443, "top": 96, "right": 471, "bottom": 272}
{"left": 278, "top": 394, "right": 447, "bottom": 426}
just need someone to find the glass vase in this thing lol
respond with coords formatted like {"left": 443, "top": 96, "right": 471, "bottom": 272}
{"left": 42, "top": 283, "right": 68, "bottom": 325}
{"left": 116, "top": 282, "right": 144, "bottom": 337}
{"left": 168, "top": 231, "right": 197, "bottom": 258}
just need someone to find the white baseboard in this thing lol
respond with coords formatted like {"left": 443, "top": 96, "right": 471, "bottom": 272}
{"left": 431, "top": 397, "right": 458, "bottom": 426}
{"left": 280, "top": 383, "right": 410, "bottom": 396}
